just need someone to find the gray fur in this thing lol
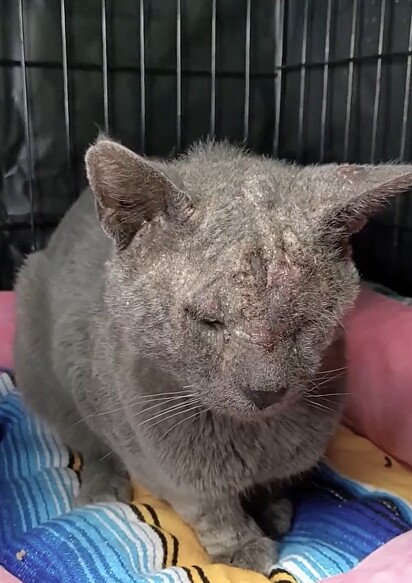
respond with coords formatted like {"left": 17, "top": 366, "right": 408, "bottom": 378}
{"left": 14, "top": 139, "right": 412, "bottom": 573}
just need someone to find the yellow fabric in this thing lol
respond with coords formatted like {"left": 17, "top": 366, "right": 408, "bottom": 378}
{"left": 326, "top": 425, "right": 412, "bottom": 506}
{"left": 127, "top": 425, "right": 412, "bottom": 582}
{"left": 131, "top": 483, "right": 271, "bottom": 582}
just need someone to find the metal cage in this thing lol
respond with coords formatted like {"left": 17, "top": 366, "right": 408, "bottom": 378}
{"left": 1, "top": 0, "right": 412, "bottom": 292}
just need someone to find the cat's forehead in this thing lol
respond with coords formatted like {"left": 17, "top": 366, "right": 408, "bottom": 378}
{"left": 178, "top": 148, "right": 294, "bottom": 207}
{"left": 175, "top": 157, "right": 302, "bottom": 253}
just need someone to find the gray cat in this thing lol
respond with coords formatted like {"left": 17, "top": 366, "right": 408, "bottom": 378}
{"left": 14, "top": 138, "right": 412, "bottom": 574}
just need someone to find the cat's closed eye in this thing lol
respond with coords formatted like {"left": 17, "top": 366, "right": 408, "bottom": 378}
{"left": 184, "top": 306, "right": 226, "bottom": 333}
{"left": 201, "top": 317, "right": 226, "bottom": 332}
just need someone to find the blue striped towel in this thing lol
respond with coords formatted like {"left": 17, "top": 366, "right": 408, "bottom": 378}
{"left": 0, "top": 371, "right": 411, "bottom": 583}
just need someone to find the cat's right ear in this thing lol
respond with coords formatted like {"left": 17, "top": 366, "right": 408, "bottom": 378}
{"left": 85, "top": 138, "right": 193, "bottom": 249}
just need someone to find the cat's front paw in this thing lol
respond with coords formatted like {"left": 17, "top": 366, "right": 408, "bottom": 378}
{"left": 215, "top": 535, "right": 276, "bottom": 574}
{"left": 261, "top": 497, "right": 294, "bottom": 538}
{"left": 75, "top": 463, "right": 131, "bottom": 506}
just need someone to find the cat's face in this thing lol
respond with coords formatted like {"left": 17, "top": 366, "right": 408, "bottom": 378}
{"left": 86, "top": 139, "right": 412, "bottom": 416}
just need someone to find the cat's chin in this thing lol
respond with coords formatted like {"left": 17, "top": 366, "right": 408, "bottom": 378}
{"left": 209, "top": 392, "right": 294, "bottom": 420}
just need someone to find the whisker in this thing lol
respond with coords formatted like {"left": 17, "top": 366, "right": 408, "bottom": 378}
{"left": 305, "top": 376, "right": 345, "bottom": 394}
{"left": 160, "top": 410, "right": 205, "bottom": 441}
{"left": 109, "top": 388, "right": 196, "bottom": 408}
{"left": 99, "top": 450, "right": 114, "bottom": 462}
{"left": 73, "top": 392, "right": 197, "bottom": 425}
{"left": 306, "top": 402, "right": 335, "bottom": 415}
{"left": 128, "top": 394, "right": 197, "bottom": 406}
{"left": 304, "top": 398, "right": 337, "bottom": 415}
{"left": 128, "top": 389, "right": 196, "bottom": 400}
{"left": 310, "top": 372, "right": 346, "bottom": 388}
{"left": 307, "top": 391, "right": 350, "bottom": 398}
{"left": 134, "top": 400, "right": 201, "bottom": 427}
{"left": 322, "top": 312, "right": 347, "bottom": 332}
{"left": 141, "top": 404, "right": 202, "bottom": 433}
{"left": 310, "top": 374, "right": 346, "bottom": 386}
{"left": 132, "top": 397, "right": 200, "bottom": 419}
{"left": 306, "top": 395, "right": 344, "bottom": 407}
{"left": 313, "top": 366, "right": 348, "bottom": 376}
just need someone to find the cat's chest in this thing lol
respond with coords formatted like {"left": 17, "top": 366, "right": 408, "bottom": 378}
{"left": 144, "top": 407, "right": 332, "bottom": 497}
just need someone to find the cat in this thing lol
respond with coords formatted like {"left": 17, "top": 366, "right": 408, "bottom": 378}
{"left": 14, "top": 138, "right": 412, "bottom": 574}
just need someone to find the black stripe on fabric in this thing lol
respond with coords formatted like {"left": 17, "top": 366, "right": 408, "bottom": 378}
{"left": 142, "top": 503, "right": 160, "bottom": 527}
{"left": 68, "top": 449, "right": 76, "bottom": 469}
{"left": 66, "top": 448, "right": 83, "bottom": 484}
{"left": 77, "top": 451, "right": 84, "bottom": 471}
{"left": 270, "top": 568, "right": 287, "bottom": 576}
{"left": 362, "top": 499, "right": 409, "bottom": 531}
{"left": 128, "top": 503, "right": 145, "bottom": 522}
{"left": 142, "top": 503, "right": 179, "bottom": 564}
{"left": 269, "top": 567, "right": 298, "bottom": 582}
{"left": 181, "top": 567, "right": 195, "bottom": 583}
{"left": 170, "top": 532, "right": 179, "bottom": 565}
{"left": 128, "top": 504, "right": 168, "bottom": 568}
{"left": 381, "top": 498, "right": 402, "bottom": 517}
{"left": 151, "top": 525, "right": 169, "bottom": 569}
{"left": 192, "top": 566, "right": 210, "bottom": 583}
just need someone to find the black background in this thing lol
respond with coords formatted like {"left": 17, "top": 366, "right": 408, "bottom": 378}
{"left": 1, "top": 0, "right": 412, "bottom": 292}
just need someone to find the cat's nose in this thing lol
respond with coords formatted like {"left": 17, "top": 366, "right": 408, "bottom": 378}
{"left": 245, "top": 387, "right": 287, "bottom": 410}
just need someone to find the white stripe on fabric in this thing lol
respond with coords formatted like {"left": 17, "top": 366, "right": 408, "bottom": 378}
{"left": 97, "top": 504, "right": 187, "bottom": 583}
{"left": 283, "top": 554, "right": 322, "bottom": 581}
{"left": 61, "top": 513, "right": 133, "bottom": 583}
{"left": 0, "top": 374, "right": 14, "bottom": 396}
{"left": 26, "top": 408, "right": 69, "bottom": 515}
{"left": 3, "top": 401, "right": 24, "bottom": 478}
{"left": 43, "top": 523, "right": 95, "bottom": 583}
{"left": 281, "top": 559, "right": 316, "bottom": 583}
{"left": 111, "top": 504, "right": 160, "bottom": 570}
{"left": 86, "top": 506, "right": 149, "bottom": 574}
{"left": 33, "top": 417, "right": 52, "bottom": 469}
{"left": 164, "top": 568, "right": 193, "bottom": 583}
{"left": 8, "top": 476, "right": 27, "bottom": 533}
{"left": 44, "top": 468, "right": 72, "bottom": 515}
{"left": 26, "top": 413, "right": 43, "bottom": 473}
{"left": 304, "top": 551, "right": 329, "bottom": 579}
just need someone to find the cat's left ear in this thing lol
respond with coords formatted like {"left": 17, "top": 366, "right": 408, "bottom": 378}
{"left": 308, "top": 163, "right": 412, "bottom": 238}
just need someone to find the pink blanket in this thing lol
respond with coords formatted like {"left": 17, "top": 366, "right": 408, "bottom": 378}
{"left": 0, "top": 292, "right": 14, "bottom": 373}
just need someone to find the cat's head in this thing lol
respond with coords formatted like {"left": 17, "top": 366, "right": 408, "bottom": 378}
{"left": 86, "top": 138, "right": 412, "bottom": 417}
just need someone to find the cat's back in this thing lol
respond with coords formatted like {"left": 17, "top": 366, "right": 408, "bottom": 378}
{"left": 15, "top": 189, "right": 109, "bottom": 385}
{"left": 17, "top": 188, "right": 109, "bottom": 312}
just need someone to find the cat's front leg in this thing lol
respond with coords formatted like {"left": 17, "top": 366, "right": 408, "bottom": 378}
{"left": 45, "top": 408, "right": 131, "bottom": 506}
{"left": 171, "top": 494, "right": 277, "bottom": 574}
{"left": 75, "top": 452, "right": 131, "bottom": 506}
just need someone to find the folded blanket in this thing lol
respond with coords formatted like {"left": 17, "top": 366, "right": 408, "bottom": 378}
{"left": 0, "top": 372, "right": 411, "bottom": 583}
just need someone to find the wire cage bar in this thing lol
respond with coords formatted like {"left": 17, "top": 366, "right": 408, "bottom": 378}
{"left": 370, "top": 0, "right": 386, "bottom": 163}
{"left": 60, "top": 0, "right": 72, "bottom": 175}
{"left": 176, "top": 0, "right": 182, "bottom": 152}
{"left": 272, "top": 0, "right": 286, "bottom": 157}
{"left": 17, "top": 0, "right": 35, "bottom": 251}
{"left": 320, "top": 0, "right": 333, "bottom": 162}
{"left": 210, "top": 0, "right": 217, "bottom": 136}
{"left": 101, "top": 0, "right": 110, "bottom": 134}
{"left": 343, "top": 0, "right": 359, "bottom": 162}
{"left": 139, "top": 0, "right": 146, "bottom": 153}
{"left": 298, "top": 0, "right": 310, "bottom": 162}
{"left": 243, "top": 0, "right": 252, "bottom": 143}
{"left": 1, "top": 0, "right": 412, "bottom": 292}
